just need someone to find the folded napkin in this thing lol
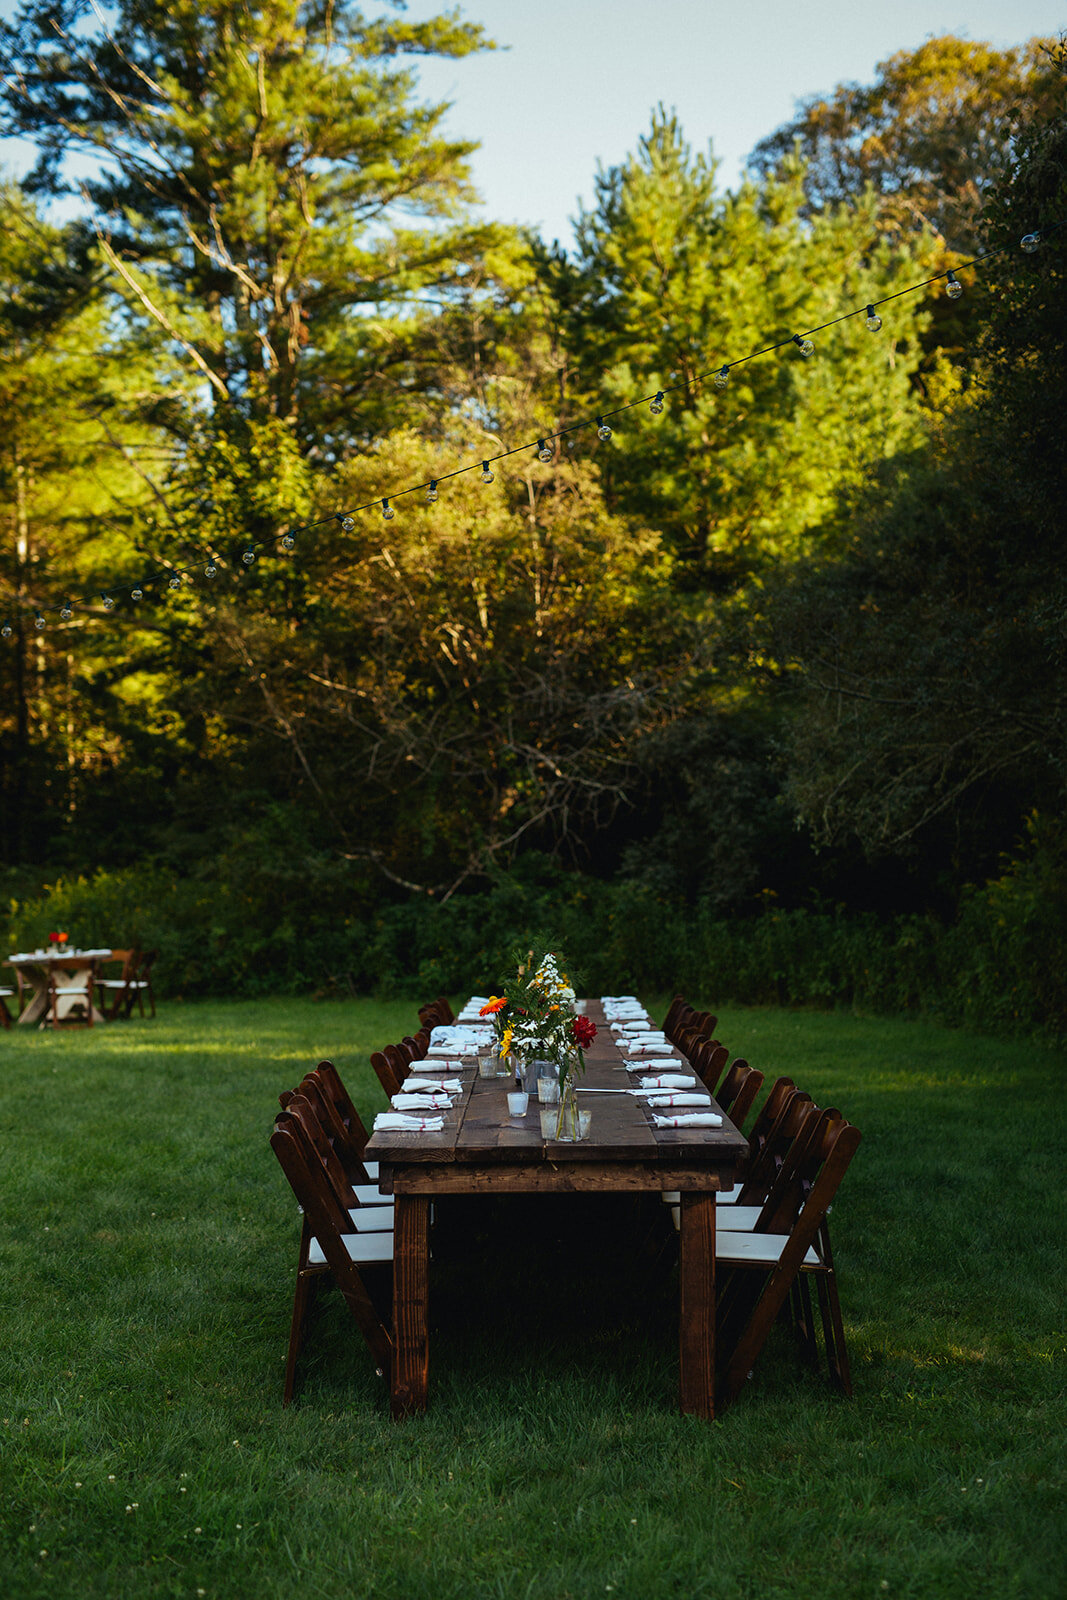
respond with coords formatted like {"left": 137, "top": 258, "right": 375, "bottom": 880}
{"left": 391, "top": 1092, "right": 457, "bottom": 1111}
{"left": 638, "top": 1073, "right": 699, "bottom": 1089}
{"left": 643, "top": 1092, "right": 714, "bottom": 1108}
{"left": 373, "top": 1112, "right": 445, "bottom": 1133}
{"left": 651, "top": 1112, "right": 723, "bottom": 1129}
{"left": 611, "top": 1021, "right": 652, "bottom": 1033}
{"left": 623, "top": 1040, "right": 675, "bottom": 1056}
{"left": 404, "top": 1077, "right": 464, "bottom": 1093}
{"left": 429, "top": 1024, "right": 491, "bottom": 1046}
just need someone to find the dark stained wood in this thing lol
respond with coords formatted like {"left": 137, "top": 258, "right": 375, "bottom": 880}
{"left": 391, "top": 1195, "right": 430, "bottom": 1418}
{"left": 678, "top": 1191, "right": 716, "bottom": 1419}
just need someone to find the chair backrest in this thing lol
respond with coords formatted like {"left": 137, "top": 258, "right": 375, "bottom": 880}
{"left": 735, "top": 1087, "right": 816, "bottom": 1205}
{"left": 293, "top": 1070, "right": 375, "bottom": 1186}
{"left": 715, "top": 1060, "right": 764, "bottom": 1131}
{"left": 370, "top": 1048, "right": 405, "bottom": 1099}
{"left": 690, "top": 1040, "right": 729, "bottom": 1095}
{"left": 418, "top": 996, "right": 454, "bottom": 1028}
{"left": 277, "top": 1094, "right": 362, "bottom": 1214}
{"left": 313, "top": 1059, "right": 374, "bottom": 1153}
{"left": 269, "top": 1115, "right": 393, "bottom": 1372}
{"left": 661, "top": 994, "right": 687, "bottom": 1039}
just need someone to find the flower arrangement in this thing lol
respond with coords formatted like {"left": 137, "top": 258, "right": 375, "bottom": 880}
{"left": 48, "top": 931, "right": 69, "bottom": 950}
{"left": 480, "top": 944, "right": 597, "bottom": 1094}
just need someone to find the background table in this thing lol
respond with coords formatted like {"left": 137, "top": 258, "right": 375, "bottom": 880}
{"left": 3, "top": 950, "right": 114, "bottom": 1026}
{"left": 367, "top": 1003, "right": 749, "bottom": 1420}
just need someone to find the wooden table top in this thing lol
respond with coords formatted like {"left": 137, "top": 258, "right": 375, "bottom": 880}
{"left": 366, "top": 1001, "right": 749, "bottom": 1175}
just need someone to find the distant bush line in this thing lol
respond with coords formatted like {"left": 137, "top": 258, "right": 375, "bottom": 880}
{"left": 3, "top": 845, "right": 1064, "bottom": 1045}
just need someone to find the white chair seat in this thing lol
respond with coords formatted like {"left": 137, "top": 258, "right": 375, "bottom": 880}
{"left": 353, "top": 1183, "right": 389, "bottom": 1206}
{"left": 362, "top": 1161, "right": 380, "bottom": 1180}
{"left": 716, "top": 1229, "right": 821, "bottom": 1268}
{"left": 308, "top": 1231, "right": 393, "bottom": 1268}
{"left": 346, "top": 1206, "right": 394, "bottom": 1232}
{"left": 662, "top": 1186, "right": 743, "bottom": 1205}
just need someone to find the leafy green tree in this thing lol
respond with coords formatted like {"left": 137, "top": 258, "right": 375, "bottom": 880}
{"left": 765, "top": 44, "right": 1067, "bottom": 880}
{"left": 0, "top": 182, "right": 196, "bottom": 863}
{"left": 0, "top": 0, "right": 499, "bottom": 435}
{"left": 749, "top": 35, "right": 1062, "bottom": 253}
{"left": 546, "top": 111, "right": 934, "bottom": 591}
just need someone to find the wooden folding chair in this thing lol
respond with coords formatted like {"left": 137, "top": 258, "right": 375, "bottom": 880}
{"left": 715, "top": 1110, "right": 862, "bottom": 1409}
{"left": 270, "top": 1111, "right": 394, "bottom": 1406}
{"left": 306, "top": 1059, "right": 380, "bottom": 1181}
{"left": 93, "top": 948, "right": 139, "bottom": 1020}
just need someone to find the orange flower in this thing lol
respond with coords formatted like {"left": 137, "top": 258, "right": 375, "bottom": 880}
{"left": 479, "top": 995, "right": 508, "bottom": 1016}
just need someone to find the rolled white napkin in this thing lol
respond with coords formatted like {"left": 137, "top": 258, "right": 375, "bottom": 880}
{"left": 651, "top": 1112, "right": 723, "bottom": 1129}
{"left": 643, "top": 1092, "right": 714, "bottom": 1108}
{"left": 390, "top": 1092, "right": 457, "bottom": 1110}
{"left": 427, "top": 1042, "right": 480, "bottom": 1056}
{"left": 611, "top": 1021, "right": 654, "bottom": 1033}
{"left": 638, "top": 1073, "right": 699, "bottom": 1089}
{"left": 624, "top": 1040, "right": 675, "bottom": 1056}
{"left": 373, "top": 1112, "right": 445, "bottom": 1133}
{"left": 404, "top": 1077, "right": 464, "bottom": 1093}
{"left": 465, "top": 995, "right": 492, "bottom": 1007}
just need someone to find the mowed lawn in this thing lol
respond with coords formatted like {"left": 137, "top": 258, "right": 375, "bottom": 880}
{"left": 0, "top": 998, "right": 1064, "bottom": 1600}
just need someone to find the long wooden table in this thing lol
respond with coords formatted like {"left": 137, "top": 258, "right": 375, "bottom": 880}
{"left": 366, "top": 1003, "right": 749, "bottom": 1421}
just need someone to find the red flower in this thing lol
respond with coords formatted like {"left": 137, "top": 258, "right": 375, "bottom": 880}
{"left": 48, "top": 932, "right": 59, "bottom": 944}
{"left": 572, "top": 1015, "right": 597, "bottom": 1050}
{"left": 479, "top": 996, "right": 508, "bottom": 1016}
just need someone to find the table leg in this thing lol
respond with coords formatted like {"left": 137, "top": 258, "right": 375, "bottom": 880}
{"left": 678, "top": 1190, "right": 716, "bottom": 1420}
{"left": 391, "top": 1193, "right": 430, "bottom": 1419}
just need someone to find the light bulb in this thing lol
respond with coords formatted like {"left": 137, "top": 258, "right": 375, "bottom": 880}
{"left": 481, "top": 461, "right": 494, "bottom": 484}
{"left": 101, "top": 592, "right": 115, "bottom": 611}
{"left": 1, "top": 621, "right": 11, "bottom": 639}
{"left": 204, "top": 561, "right": 217, "bottom": 578}
{"left": 536, "top": 439, "right": 552, "bottom": 463}
{"left": 712, "top": 366, "right": 730, "bottom": 392}
{"left": 242, "top": 547, "right": 255, "bottom": 566}
{"left": 596, "top": 417, "right": 612, "bottom": 441}
{"left": 169, "top": 574, "right": 182, "bottom": 590}
{"left": 281, "top": 532, "right": 295, "bottom": 551}
{"left": 865, "top": 305, "right": 882, "bottom": 332}
{"left": 34, "top": 612, "right": 46, "bottom": 631}
{"left": 382, "top": 498, "right": 395, "bottom": 521}
{"left": 339, "top": 514, "right": 355, "bottom": 533}
{"left": 60, "top": 600, "right": 73, "bottom": 621}
{"left": 426, "top": 480, "right": 439, "bottom": 504}
{"left": 793, "top": 334, "right": 814, "bottom": 358}
{"left": 1021, "top": 232, "right": 1041, "bottom": 254}
{"left": 131, "top": 587, "right": 143, "bottom": 601}
{"left": 946, "top": 271, "right": 963, "bottom": 301}
{"left": 649, "top": 392, "right": 664, "bottom": 415}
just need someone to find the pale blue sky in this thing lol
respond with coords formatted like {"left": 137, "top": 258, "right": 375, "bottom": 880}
{"left": 2, "top": 0, "right": 1064, "bottom": 246}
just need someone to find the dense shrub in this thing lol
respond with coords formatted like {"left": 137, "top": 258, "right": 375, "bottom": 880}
{"left": 4, "top": 819, "right": 1065, "bottom": 1042}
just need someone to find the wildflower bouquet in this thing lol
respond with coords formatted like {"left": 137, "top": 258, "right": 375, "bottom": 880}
{"left": 479, "top": 944, "right": 597, "bottom": 1097}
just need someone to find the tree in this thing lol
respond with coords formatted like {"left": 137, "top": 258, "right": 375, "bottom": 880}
{"left": 0, "top": 0, "right": 500, "bottom": 437}
{"left": 0, "top": 182, "right": 193, "bottom": 863}
{"left": 765, "top": 43, "right": 1067, "bottom": 881}
{"left": 544, "top": 110, "right": 935, "bottom": 592}
{"left": 749, "top": 35, "right": 1062, "bottom": 254}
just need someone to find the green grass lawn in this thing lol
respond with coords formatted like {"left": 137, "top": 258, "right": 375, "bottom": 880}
{"left": 1, "top": 998, "right": 1064, "bottom": 1600}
